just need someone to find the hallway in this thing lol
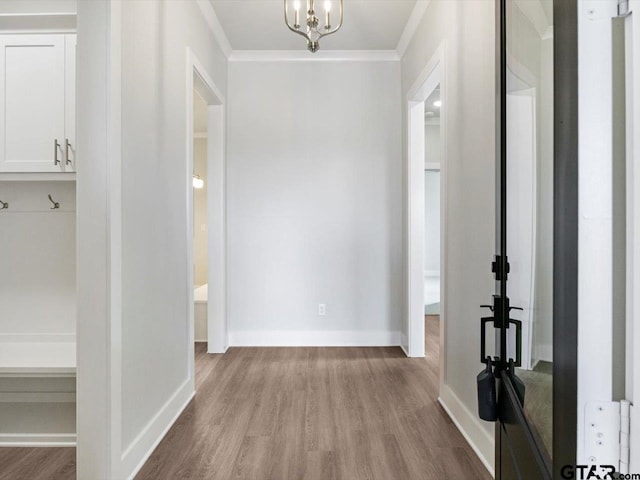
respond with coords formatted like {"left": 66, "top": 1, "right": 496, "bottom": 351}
{"left": 135, "top": 316, "right": 490, "bottom": 480}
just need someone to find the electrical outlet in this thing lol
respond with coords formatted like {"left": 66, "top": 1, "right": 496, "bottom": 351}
{"left": 318, "top": 304, "right": 326, "bottom": 316}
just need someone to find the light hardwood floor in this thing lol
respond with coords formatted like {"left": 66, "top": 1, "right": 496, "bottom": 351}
{"left": 0, "top": 316, "right": 491, "bottom": 480}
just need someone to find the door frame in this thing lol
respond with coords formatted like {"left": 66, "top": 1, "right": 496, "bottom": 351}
{"left": 553, "top": 0, "right": 579, "bottom": 475}
{"left": 406, "top": 42, "right": 447, "bottom": 377}
{"left": 493, "top": 0, "right": 579, "bottom": 477}
{"left": 185, "top": 48, "right": 227, "bottom": 359}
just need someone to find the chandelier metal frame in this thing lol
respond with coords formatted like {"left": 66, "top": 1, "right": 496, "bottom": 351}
{"left": 284, "top": 0, "right": 344, "bottom": 53}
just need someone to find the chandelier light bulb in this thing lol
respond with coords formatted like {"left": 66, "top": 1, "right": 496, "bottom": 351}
{"left": 293, "top": 0, "right": 300, "bottom": 27}
{"left": 284, "top": 0, "right": 343, "bottom": 52}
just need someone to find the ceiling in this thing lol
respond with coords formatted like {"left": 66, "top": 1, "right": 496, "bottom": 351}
{"left": 209, "top": 0, "right": 418, "bottom": 51}
{"left": 424, "top": 86, "right": 440, "bottom": 119}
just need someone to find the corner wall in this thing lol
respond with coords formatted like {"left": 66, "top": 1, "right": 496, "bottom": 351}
{"left": 401, "top": 0, "right": 497, "bottom": 473}
{"left": 77, "top": 1, "right": 228, "bottom": 478}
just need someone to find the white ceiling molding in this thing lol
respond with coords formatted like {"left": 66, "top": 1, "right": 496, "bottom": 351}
{"left": 395, "top": 0, "right": 431, "bottom": 58}
{"left": 514, "top": 0, "right": 551, "bottom": 38}
{"left": 229, "top": 50, "right": 400, "bottom": 62}
{"left": 196, "top": 0, "right": 232, "bottom": 58}
{"left": 0, "top": 13, "right": 76, "bottom": 33}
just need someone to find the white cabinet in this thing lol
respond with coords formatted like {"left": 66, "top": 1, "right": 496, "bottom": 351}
{"left": 0, "top": 34, "right": 76, "bottom": 173}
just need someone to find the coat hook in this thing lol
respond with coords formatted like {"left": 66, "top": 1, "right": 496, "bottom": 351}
{"left": 0, "top": 200, "right": 7, "bottom": 210}
{"left": 48, "top": 194, "right": 60, "bottom": 210}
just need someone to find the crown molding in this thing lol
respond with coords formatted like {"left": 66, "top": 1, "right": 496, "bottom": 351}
{"left": 395, "top": 0, "right": 431, "bottom": 58}
{"left": 195, "top": 0, "right": 232, "bottom": 58}
{"left": 229, "top": 50, "right": 400, "bottom": 62}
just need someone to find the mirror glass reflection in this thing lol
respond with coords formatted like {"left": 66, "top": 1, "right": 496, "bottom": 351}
{"left": 505, "top": 0, "right": 554, "bottom": 461}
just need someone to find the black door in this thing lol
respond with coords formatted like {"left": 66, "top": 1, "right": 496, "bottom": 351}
{"left": 482, "top": 0, "right": 578, "bottom": 478}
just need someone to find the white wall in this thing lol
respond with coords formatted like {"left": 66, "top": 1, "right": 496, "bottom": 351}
{"left": 424, "top": 171, "right": 440, "bottom": 274}
{"left": 425, "top": 123, "right": 441, "bottom": 166}
{"left": 0, "top": 181, "right": 76, "bottom": 337}
{"left": 194, "top": 137, "right": 208, "bottom": 287}
{"left": 401, "top": 0, "right": 496, "bottom": 471}
{"left": 227, "top": 59, "right": 402, "bottom": 345}
{"left": 119, "top": 0, "right": 227, "bottom": 460}
{"left": 533, "top": 36, "right": 554, "bottom": 364}
{"left": 77, "top": 1, "right": 228, "bottom": 478}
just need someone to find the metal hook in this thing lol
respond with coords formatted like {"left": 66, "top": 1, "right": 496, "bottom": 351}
{"left": 0, "top": 200, "right": 7, "bottom": 210}
{"left": 47, "top": 194, "right": 60, "bottom": 210}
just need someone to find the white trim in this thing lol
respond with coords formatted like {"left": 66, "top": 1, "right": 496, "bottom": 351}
{"left": 75, "top": 1, "right": 122, "bottom": 477}
{"left": 195, "top": 0, "right": 232, "bottom": 58}
{"left": 186, "top": 48, "right": 228, "bottom": 357}
{"left": 120, "top": 381, "right": 194, "bottom": 480}
{"left": 439, "top": 384, "right": 495, "bottom": 477}
{"left": 0, "top": 433, "right": 76, "bottom": 447}
{"left": 0, "top": 172, "right": 76, "bottom": 182}
{"left": 193, "top": 131, "right": 207, "bottom": 139}
{"left": 108, "top": 1, "right": 124, "bottom": 475}
{"left": 228, "top": 330, "right": 402, "bottom": 347}
{"left": 627, "top": 2, "right": 640, "bottom": 473}
{"left": 229, "top": 50, "right": 399, "bottom": 62}
{"left": 406, "top": 42, "right": 446, "bottom": 361}
{"left": 396, "top": 0, "right": 431, "bottom": 58}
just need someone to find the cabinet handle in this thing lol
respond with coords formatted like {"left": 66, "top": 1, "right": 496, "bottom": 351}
{"left": 54, "top": 139, "right": 61, "bottom": 165}
{"left": 65, "top": 139, "right": 73, "bottom": 166}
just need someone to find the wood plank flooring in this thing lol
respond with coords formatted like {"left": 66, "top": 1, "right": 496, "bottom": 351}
{"left": 0, "top": 445, "right": 75, "bottom": 480}
{"left": 0, "top": 317, "right": 492, "bottom": 480}
{"left": 136, "top": 316, "right": 490, "bottom": 480}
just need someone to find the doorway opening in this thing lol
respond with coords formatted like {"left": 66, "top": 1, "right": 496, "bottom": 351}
{"left": 193, "top": 90, "right": 209, "bottom": 373}
{"left": 424, "top": 86, "right": 442, "bottom": 319}
{"left": 406, "top": 43, "right": 446, "bottom": 389}
{"left": 186, "top": 49, "right": 227, "bottom": 390}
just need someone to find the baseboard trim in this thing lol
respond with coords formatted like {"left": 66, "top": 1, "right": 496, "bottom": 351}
{"left": 228, "top": 330, "right": 401, "bottom": 347}
{"left": 438, "top": 384, "right": 495, "bottom": 478}
{"left": 0, "top": 433, "right": 75, "bottom": 447}
{"left": 121, "top": 379, "right": 195, "bottom": 480}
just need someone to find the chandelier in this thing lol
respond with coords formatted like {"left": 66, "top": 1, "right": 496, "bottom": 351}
{"left": 284, "top": 0, "right": 344, "bottom": 53}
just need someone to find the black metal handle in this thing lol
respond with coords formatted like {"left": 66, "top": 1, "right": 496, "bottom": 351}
{"left": 480, "top": 317, "right": 494, "bottom": 364}
{"left": 508, "top": 318, "right": 522, "bottom": 367}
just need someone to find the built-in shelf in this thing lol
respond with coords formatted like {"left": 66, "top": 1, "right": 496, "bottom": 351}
{"left": 0, "top": 172, "right": 76, "bottom": 182}
{"left": 0, "top": 341, "right": 76, "bottom": 377}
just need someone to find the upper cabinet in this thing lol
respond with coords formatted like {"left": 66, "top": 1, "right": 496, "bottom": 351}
{"left": 0, "top": 34, "right": 76, "bottom": 173}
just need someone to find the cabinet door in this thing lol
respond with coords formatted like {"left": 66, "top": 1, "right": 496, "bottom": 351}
{"left": 63, "top": 34, "right": 76, "bottom": 172}
{"left": 0, "top": 35, "right": 66, "bottom": 173}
